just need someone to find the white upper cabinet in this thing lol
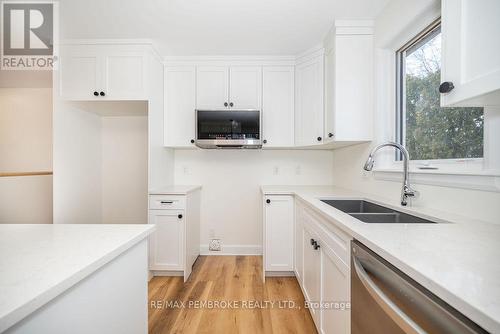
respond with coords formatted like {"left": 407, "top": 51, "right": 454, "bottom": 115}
{"left": 59, "top": 47, "right": 100, "bottom": 99}
{"left": 164, "top": 66, "right": 196, "bottom": 147}
{"left": 229, "top": 66, "right": 262, "bottom": 109}
{"left": 295, "top": 51, "right": 325, "bottom": 147}
{"left": 196, "top": 66, "right": 229, "bottom": 109}
{"left": 441, "top": 0, "right": 500, "bottom": 107}
{"left": 59, "top": 44, "right": 149, "bottom": 100}
{"left": 103, "top": 53, "right": 147, "bottom": 99}
{"left": 196, "top": 65, "right": 262, "bottom": 110}
{"left": 323, "top": 21, "right": 373, "bottom": 143}
{"left": 262, "top": 66, "right": 295, "bottom": 147}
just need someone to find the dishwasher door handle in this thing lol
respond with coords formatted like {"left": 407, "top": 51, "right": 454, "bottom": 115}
{"left": 353, "top": 256, "right": 427, "bottom": 334}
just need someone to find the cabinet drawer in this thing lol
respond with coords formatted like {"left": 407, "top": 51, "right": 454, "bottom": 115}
{"left": 303, "top": 206, "right": 351, "bottom": 267}
{"left": 149, "top": 195, "right": 186, "bottom": 210}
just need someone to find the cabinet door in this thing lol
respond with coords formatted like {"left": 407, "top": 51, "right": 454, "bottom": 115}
{"left": 320, "top": 244, "right": 350, "bottom": 334}
{"left": 229, "top": 66, "right": 262, "bottom": 109}
{"left": 103, "top": 53, "right": 147, "bottom": 99}
{"left": 295, "top": 55, "right": 324, "bottom": 146}
{"left": 328, "top": 34, "right": 373, "bottom": 141}
{"left": 59, "top": 46, "right": 101, "bottom": 100}
{"left": 262, "top": 66, "right": 294, "bottom": 147}
{"left": 294, "top": 205, "right": 304, "bottom": 283}
{"left": 164, "top": 66, "right": 196, "bottom": 147}
{"left": 149, "top": 210, "right": 184, "bottom": 271}
{"left": 302, "top": 226, "right": 321, "bottom": 325}
{"left": 264, "top": 195, "right": 294, "bottom": 271}
{"left": 441, "top": 0, "right": 500, "bottom": 106}
{"left": 196, "top": 66, "right": 229, "bottom": 109}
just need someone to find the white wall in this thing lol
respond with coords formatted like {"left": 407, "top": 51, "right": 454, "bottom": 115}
{"left": 101, "top": 116, "right": 148, "bottom": 224}
{"left": 331, "top": 0, "right": 500, "bottom": 224}
{"left": 54, "top": 101, "right": 148, "bottom": 224}
{"left": 174, "top": 149, "right": 334, "bottom": 252}
{"left": 0, "top": 87, "right": 53, "bottom": 224}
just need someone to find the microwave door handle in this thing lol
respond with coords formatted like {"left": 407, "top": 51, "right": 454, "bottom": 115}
{"left": 353, "top": 257, "right": 427, "bottom": 334}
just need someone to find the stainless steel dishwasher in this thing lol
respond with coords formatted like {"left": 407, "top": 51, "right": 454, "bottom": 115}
{"left": 351, "top": 240, "right": 488, "bottom": 334}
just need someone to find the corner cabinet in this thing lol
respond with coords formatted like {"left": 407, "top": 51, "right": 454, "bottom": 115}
{"left": 59, "top": 43, "right": 150, "bottom": 100}
{"left": 441, "top": 0, "right": 500, "bottom": 107}
{"left": 148, "top": 190, "right": 201, "bottom": 282}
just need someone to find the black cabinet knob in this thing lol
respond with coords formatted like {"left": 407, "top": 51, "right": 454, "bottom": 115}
{"left": 317, "top": 137, "right": 322, "bottom": 142}
{"left": 328, "top": 133, "right": 334, "bottom": 138}
{"left": 263, "top": 139, "right": 267, "bottom": 144}
{"left": 99, "top": 91, "right": 105, "bottom": 97}
{"left": 310, "top": 238, "right": 316, "bottom": 246}
{"left": 266, "top": 199, "right": 271, "bottom": 204}
{"left": 229, "top": 102, "right": 234, "bottom": 107}
{"left": 224, "top": 102, "right": 228, "bottom": 107}
{"left": 190, "top": 139, "right": 195, "bottom": 144}
{"left": 314, "top": 244, "right": 320, "bottom": 250}
{"left": 439, "top": 81, "right": 454, "bottom": 93}
{"left": 93, "top": 91, "right": 99, "bottom": 96}
{"left": 178, "top": 214, "right": 183, "bottom": 219}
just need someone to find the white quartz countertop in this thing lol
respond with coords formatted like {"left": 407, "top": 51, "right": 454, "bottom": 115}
{"left": 0, "top": 224, "right": 155, "bottom": 332}
{"left": 149, "top": 185, "right": 202, "bottom": 195}
{"left": 262, "top": 185, "right": 500, "bottom": 333}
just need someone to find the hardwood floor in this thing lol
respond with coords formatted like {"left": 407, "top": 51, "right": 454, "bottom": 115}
{"left": 148, "top": 256, "right": 317, "bottom": 334}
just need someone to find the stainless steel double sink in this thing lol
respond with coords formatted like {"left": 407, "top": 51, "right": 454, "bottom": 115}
{"left": 320, "top": 199, "right": 437, "bottom": 224}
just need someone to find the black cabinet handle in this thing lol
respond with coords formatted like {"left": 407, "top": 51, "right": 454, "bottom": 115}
{"left": 310, "top": 238, "right": 316, "bottom": 246}
{"left": 328, "top": 133, "right": 334, "bottom": 138}
{"left": 224, "top": 102, "right": 228, "bottom": 107}
{"left": 99, "top": 91, "right": 105, "bottom": 97}
{"left": 178, "top": 214, "right": 183, "bottom": 219}
{"left": 439, "top": 82, "right": 454, "bottom": 93}
{"left": 229, "top": 102, "right": 234, "bottom": 107}
{"left": 314, "top": 243, "right": 320, "bottom": 250}
{"left": 317, "top": 137, "right": 322, "bottom": 142}
{"left": 93, "top": 91, "right": 99, "bottom": 96}
{"left": 266, "top": 199, "right": 271, "bottom": 204}
{"left": 190, "top": 139, "right": 195, "bottom": 144}
{"left": 263, "top": 140, "right": 267, "bottom": 144}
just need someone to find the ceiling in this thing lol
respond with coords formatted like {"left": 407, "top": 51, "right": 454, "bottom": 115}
{"left": 60, "top": 0, "right": 389, "bottom": 56}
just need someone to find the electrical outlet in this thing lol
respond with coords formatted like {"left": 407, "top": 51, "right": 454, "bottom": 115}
{"left": 183, "top": 166, "right": 190, "bottom": 175}
{"left": 273, "top": 166, "right": 279, "bottom": 175}
{"left": 209, "top": 239, "right": 221, "bottom": 251}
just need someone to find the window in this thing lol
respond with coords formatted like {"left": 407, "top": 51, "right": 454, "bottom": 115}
{"left": 396, "top": 21, "right": 484, "bottom": 162}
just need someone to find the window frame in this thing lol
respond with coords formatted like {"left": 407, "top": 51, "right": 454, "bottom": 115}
{"left": 394, "top": 18, "right": 485, "bottom": 168}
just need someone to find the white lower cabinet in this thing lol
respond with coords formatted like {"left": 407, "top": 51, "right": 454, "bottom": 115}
{"left": 286, "top": 199, "right": 353, "bottom": 334}
{"left": 302, "top": 225, "right": 321, "bottom": 326}
{"left": 320, "top": 242, "right": 350, "bottom": 334}
{"left": 149, "top": 210, "right": 184, "bottom": 270}
{"left": 148, "top": 191, "right": 201, "bottom": 282}
{"left": 263, "top": 195, "right": 294, "bottom": 273}
{"left": 263, "top": 195, "right": 352, "bottom": 333}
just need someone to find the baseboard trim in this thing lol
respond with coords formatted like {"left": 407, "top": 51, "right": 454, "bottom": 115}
{"left": 200, "top": 244, "right": 262, "bottom": 255}
{"left": 265, "top": 271, "right": 295, "bottom": 277}
{"left": 151, "top": 270, "right": 183, "bottom": 277}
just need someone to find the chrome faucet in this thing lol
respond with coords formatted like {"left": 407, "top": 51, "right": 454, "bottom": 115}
{"left": 363, "top": 142, "right": 417, "bottom": 206}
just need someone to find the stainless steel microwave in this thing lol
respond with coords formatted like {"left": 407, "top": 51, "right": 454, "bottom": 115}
{"left": 195, "top": 109, "right": 262, "bottom": 149}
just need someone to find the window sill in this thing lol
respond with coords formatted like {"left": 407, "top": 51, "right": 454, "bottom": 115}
{"left": 372, "top": 168, "right": 500, "bottom": 192}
